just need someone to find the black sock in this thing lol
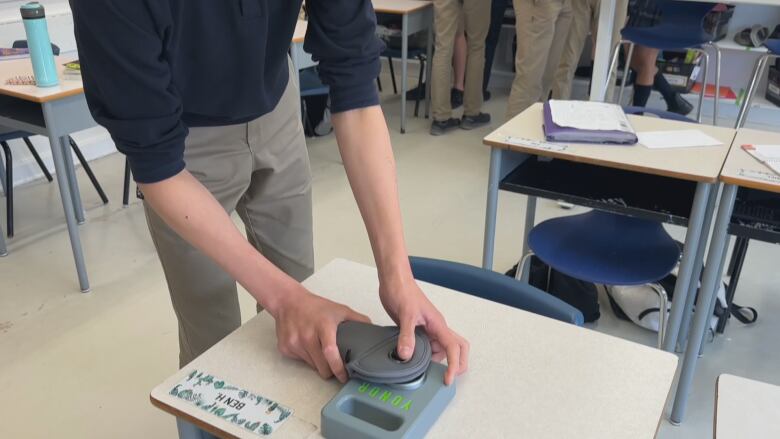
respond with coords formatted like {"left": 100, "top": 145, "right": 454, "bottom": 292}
{"left": 633, "top": 84, "right": 652, "bottom": 107}
{"left": 653, "top": 71, "right": 679, "bottom": 110}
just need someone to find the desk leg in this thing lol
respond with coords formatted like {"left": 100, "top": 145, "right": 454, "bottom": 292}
{"left": 44, "top": 103, "right": 90, "bottom": 293}
{"left": 400, "top": 14, "right": 409, "bottom": 134}
{"left": 670, "top": 184, "right": 737, "bottom": 425}
{"left": 424, "top": 19, "right": 433, "bottom": 119}
{"left": 662, "top": 182, "right": 712, "bottom": 352}
{"left": 0, "top": 153, "right": 6, "bottom": 195}
{"left": 482, "top": 147, "right": 502, "bottom": 270}
{"left": 0, "top": 222, "right": 6, "bottom": 256}
{"left": 676, "top": 185, "right": 719, "bottom": 353}
{"left": 590, "top": 0, "right": 616, "bottom": 101}
{"left": 60, "top": 136, "right": 85, "bottom": 224}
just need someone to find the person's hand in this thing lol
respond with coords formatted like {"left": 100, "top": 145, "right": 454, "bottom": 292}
{"left": 379, "top": 276, "right": 469, "bottom": 385}
{"left": 271, "top": 288, "right": 370, "bottom": 383}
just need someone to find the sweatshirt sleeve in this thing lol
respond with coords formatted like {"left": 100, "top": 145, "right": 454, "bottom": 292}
{"left": 303, "top": 0, "right": 385, "bottom": 114}
{"left": 69, "top": 0, "right": 187, "bottom": 183}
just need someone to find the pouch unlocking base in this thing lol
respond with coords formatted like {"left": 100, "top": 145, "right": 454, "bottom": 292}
{"left": 321, "top": 363, "right": 454, "bottom": 439}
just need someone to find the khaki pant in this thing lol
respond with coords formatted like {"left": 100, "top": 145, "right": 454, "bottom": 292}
{"left": 431, "top": 0, "right": 490, "bottom": 121}
{"left": 144, "top": 60, "right": 314, "bottom": 368}
{"left": 506, "top": 0, "right": 573, "bottom": 119}
{"left": 551, "top": 0, "right": 628, "bottom": 100}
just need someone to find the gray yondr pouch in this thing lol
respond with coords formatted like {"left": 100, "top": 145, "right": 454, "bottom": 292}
{"left": 337, "top": 321, "right": 432, "bottom": 385}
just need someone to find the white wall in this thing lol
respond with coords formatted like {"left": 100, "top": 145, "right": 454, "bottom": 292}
{"left": 0, "top": 0, "right": 116, "bottom": 191}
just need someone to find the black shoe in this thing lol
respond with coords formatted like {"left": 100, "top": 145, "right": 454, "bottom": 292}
{"left": 483, "top": 89, "right": 491, "bottom": 102}
{"left": 430, "top": 118, "right": 461, "bottom": 136}
{"left": 668, "top": 94, "right": 694, "bottom": 116}
{"left": 460, "top": 112, "right": 491, "bottom": 130}
{"left": 451, "top": 88, "right": 464, "bottom": 109}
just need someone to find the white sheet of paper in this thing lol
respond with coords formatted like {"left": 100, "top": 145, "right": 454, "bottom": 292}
{"left": 744, "top": 144, "right": 780, "bottom": 175}
{"left": 548, "top": 100, "right": 634, "bottom": 133}
{"left": 637, "top": 129, "right": 723, "bottom": 149}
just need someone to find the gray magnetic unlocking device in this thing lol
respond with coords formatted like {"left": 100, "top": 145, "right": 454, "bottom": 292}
{"left": 321, "top": 321, "right": 455, "bottom": 439}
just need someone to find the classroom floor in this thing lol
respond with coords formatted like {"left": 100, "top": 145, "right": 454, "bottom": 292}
{"left": 1, "top": 76, "right": 779, "bottom": 439}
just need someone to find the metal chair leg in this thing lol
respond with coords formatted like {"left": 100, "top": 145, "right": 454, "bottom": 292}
{"left": 0, "top": 150, "right": 6, "bottom": 196}
{"left": 515, "top": 251, "right": 536, "bottom": 281}
{"left": 604, "top": 40, "right": 625, "bottom": 103}
{"left": 387, "top": 56, "right": 398, "bottom": 95}
{"left": 414, "top": 56, "right": 424, "bottom": 117}
{"left": 694, "top": 49, "right": 709, "bottom": 123}
{"left": 0, "top": 222, "right": 6, "bottom": 256}
{"left": 736, "top": 54, "right": 776, "bottom": 128}
{"left": 650, "top": 283, "right": 669, "bottom": 349}
{"left": 69, "top": 136, "right": 109, "bottom": 204}
{"left": 22, "top": 137, "right": 53, "bottom": 182}
{"left": 123, "top": 157, "right": 131, "bottom": 207}
{"left": 711, "top": 44, "right": 722, "bottom": 125}
{"left": 618, "top": 42, "right": 635, "bottom": 106}
{"left": 718, "top": 237, "right": 750, "bottom": 333}
{"left": 1, "top": 141, "right": 12, "bottom": 238}
{"left": 376, "top": 76, "right": 383, "bottom": 93}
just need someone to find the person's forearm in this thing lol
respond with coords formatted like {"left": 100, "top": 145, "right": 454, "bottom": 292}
{"left": 331, "top": 106, "right": 413, "bottom": 285}
{"left": 138, "top": 170, "right": 301, "bottom": 315}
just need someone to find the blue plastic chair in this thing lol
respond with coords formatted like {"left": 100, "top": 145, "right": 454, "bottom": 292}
{"left": 409, "top": 256, "right": 585, "bottom": 326}
{"left": 606, "top": 0, "right": 721, "bottom": 124}
{"left": 735, "top": 39, "right": 780, "bottom": 128}
{"left": 514, "top": 209, "right": 680, "bottom": 347}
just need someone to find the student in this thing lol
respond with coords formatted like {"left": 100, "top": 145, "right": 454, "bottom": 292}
{"left": 69, "top": 2, "right": 469, "bottom": 437}
{"left": 626, "top": 0, "right": 694, "bottom": 114}
{"left": 483, "top": 0, "right": 509, "bottom": 102}
{"left": 430, "top": 0, "right": 491, "bottom": 135}
{"left": 507, "top": 0, "right": 573, "bottom": 119}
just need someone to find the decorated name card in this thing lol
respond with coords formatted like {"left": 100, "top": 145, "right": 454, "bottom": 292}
{"left": 169, "top": 370, "right": 293, "bottom": 436}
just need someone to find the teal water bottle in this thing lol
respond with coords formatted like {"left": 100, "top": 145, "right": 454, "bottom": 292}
{"left": 20, "top": 2, "right": 58, "bottom": 87}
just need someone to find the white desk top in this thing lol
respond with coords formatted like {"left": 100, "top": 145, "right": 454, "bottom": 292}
{"left": 483, "top": 103, "right": 737, "bottom": 183}
{"left": 292, "top": 20, "right": 307, "bottom": 44}
{"left": 0, "top": 56, "right": 83, "bottom": 103}
{"left": 372, "top": 0, "right": 432, "bottom": 14}
{"left": 152, "top": 259, "right": 678, "bottom": 439}
{"left": 716, "top": 374, "right": 780, "bottom": 439}
{"left": 720, "top": 128, "right": 780, "bottom": 194}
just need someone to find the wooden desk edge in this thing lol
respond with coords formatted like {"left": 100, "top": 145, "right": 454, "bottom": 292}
{"left": 151, "top": 392, "right": 240, "bottom": 439}
{"left": 482, "top": 138, "right": 719, "bottom": 184}
{"left": 720, "top": 173, "right": 780, "bottom": 193}
{"left": 374, "top": 2, "right": 432, "bottom": 14}
{"left": 0, "top": 85, "right": 83, "bottom": 103}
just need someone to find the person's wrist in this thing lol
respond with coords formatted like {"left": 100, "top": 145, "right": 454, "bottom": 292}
{"left": 261, "top": 281, "right": 309, "bottom": 319}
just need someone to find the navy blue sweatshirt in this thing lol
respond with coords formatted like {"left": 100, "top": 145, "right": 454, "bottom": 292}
{"left": 69, "top": 0, "right": 383, "bottom": 183}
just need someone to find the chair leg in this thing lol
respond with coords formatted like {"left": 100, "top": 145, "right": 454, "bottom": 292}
{"left": 604, "top": 40, "right": 624, "bottom": 103}
{"left": 1, "top": 141, "right": 12, "bottom": 238}
{"left": 123, "top": 157, "right": 131, "bottom": 207}
{"left": 388, "top": 56, "right": 398, "bottom": 95}
{"left": 718, "top": 237, "right": 750, "bottom": 333}
{"left": 736, "top": 54, "right": 773, "bottom": 129}
{"left": 618, "top": 42, "right": 634, "bottom": 106}
{"left": 414, "top": 56, "right": 424, "bottom": 117}
{"left": 0, "top": 151, "right": 6, "bottom": 196}
{"left": 515, "top": 251, "right": 536, "bottom": 282}
{"left": 376, "top": 76, "right": 383, "bottom": 93}
{"left": 650, "top": 284, "right": 669, "bottom": 349}
{"left": 0, "top": 222, "right": 6, "bottom": 256}
{"left": 711, "top": 44, "right": 722, "bottom": 126}
{"left": 22, "top": 137, "right": 53, "bottom": 182}
{"left": 694, "top": 49, "right": 709, "bottom": 123}
{"left": 69, "top": 137, "right": 108, "bottom": 204}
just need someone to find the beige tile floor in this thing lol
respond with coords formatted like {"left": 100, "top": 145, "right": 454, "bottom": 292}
{"left": 1, "top": 81, "right": 779, "bottom": 439}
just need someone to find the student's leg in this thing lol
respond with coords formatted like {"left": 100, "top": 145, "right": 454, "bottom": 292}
{"left": 507, "top": 0, "right": 569, "bottom": 119}
{"left": 630, "top": 45, "right": 658, "bottom": 107}
{"left": 143, "top": 125, "right": 254, "bottom": 368}
{"left": 453, "top": 18, "right": 466, "bottom": 92}
{"left": 551, "top": 0, "right": 593, "bottom": 99}
{"left": 540, "top": 0, "right": 573, "bottom": 100}
{"left": 462, "top": 0, "right": 490, "bottom": 117}
{"left": 431, "top": 0, "right": 461, "bottom": 122}
{"left": 483, "top": 0, "right": 509, "bottom": 95}
{"left": 236, "top": 61, "right": 315, "bottom": 291}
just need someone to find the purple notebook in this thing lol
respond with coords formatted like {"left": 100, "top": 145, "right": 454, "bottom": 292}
{"left": 543, "top": 101, "right": 638, "bottom": 145}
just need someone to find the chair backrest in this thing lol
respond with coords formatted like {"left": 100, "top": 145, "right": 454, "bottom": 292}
{"left": 12, "top": 39, "right": 61, "bottom": 56}
{"left": 765, "top": 39, "right": 780, "bottom": 55}
{"left": 409, "top": 256, "right": 585, "bottom": 326}
{"left": 623, "top": 106, "right": 696, "bottom": 123}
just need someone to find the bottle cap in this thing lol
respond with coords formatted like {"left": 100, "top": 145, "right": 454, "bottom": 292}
{"left": 20, "top": 2, "right": 45, "bottom": 19}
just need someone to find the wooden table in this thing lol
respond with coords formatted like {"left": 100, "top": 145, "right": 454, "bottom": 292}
{"left": 671, "top": 128, "right": 780, "bottom": 424}
{"left": 0, "top": 55, "right": 96, "bottom": 292}
{"left": 715, "top": 374, "right": 780, "bottom": 439}
{"left": 372, "top": 0, "right": 433, "bottom": 133}
{"left": 482, "top": 103, "right": 735, "bottom": 363}
{"left": 151, "top": 259, "right": 679, "bottom": 439}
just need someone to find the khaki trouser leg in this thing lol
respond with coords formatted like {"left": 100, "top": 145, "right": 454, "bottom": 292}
{"left": 431, "top": 0, "right": 461, "bottom": 121}
{"left": 552, "top": 0, "right": 598, "bottom": 99}
{"left": 144, "top": 61, "right": 313, "bottom": 368}
{"left": 462, "top": 0, "right": 490, "bottom": 117}
{"left": 507, "top": 0, "right": 573, "bottom": 119}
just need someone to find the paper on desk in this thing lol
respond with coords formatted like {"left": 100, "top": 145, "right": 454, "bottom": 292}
{"left": 637, "top": 129, "right": 723, "bottom": 149}
{"left": 548, "top": 100, "right": 634, "bottom": 133}
{"left": 743, "top": 144, "right": 780, "bottom": 175}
